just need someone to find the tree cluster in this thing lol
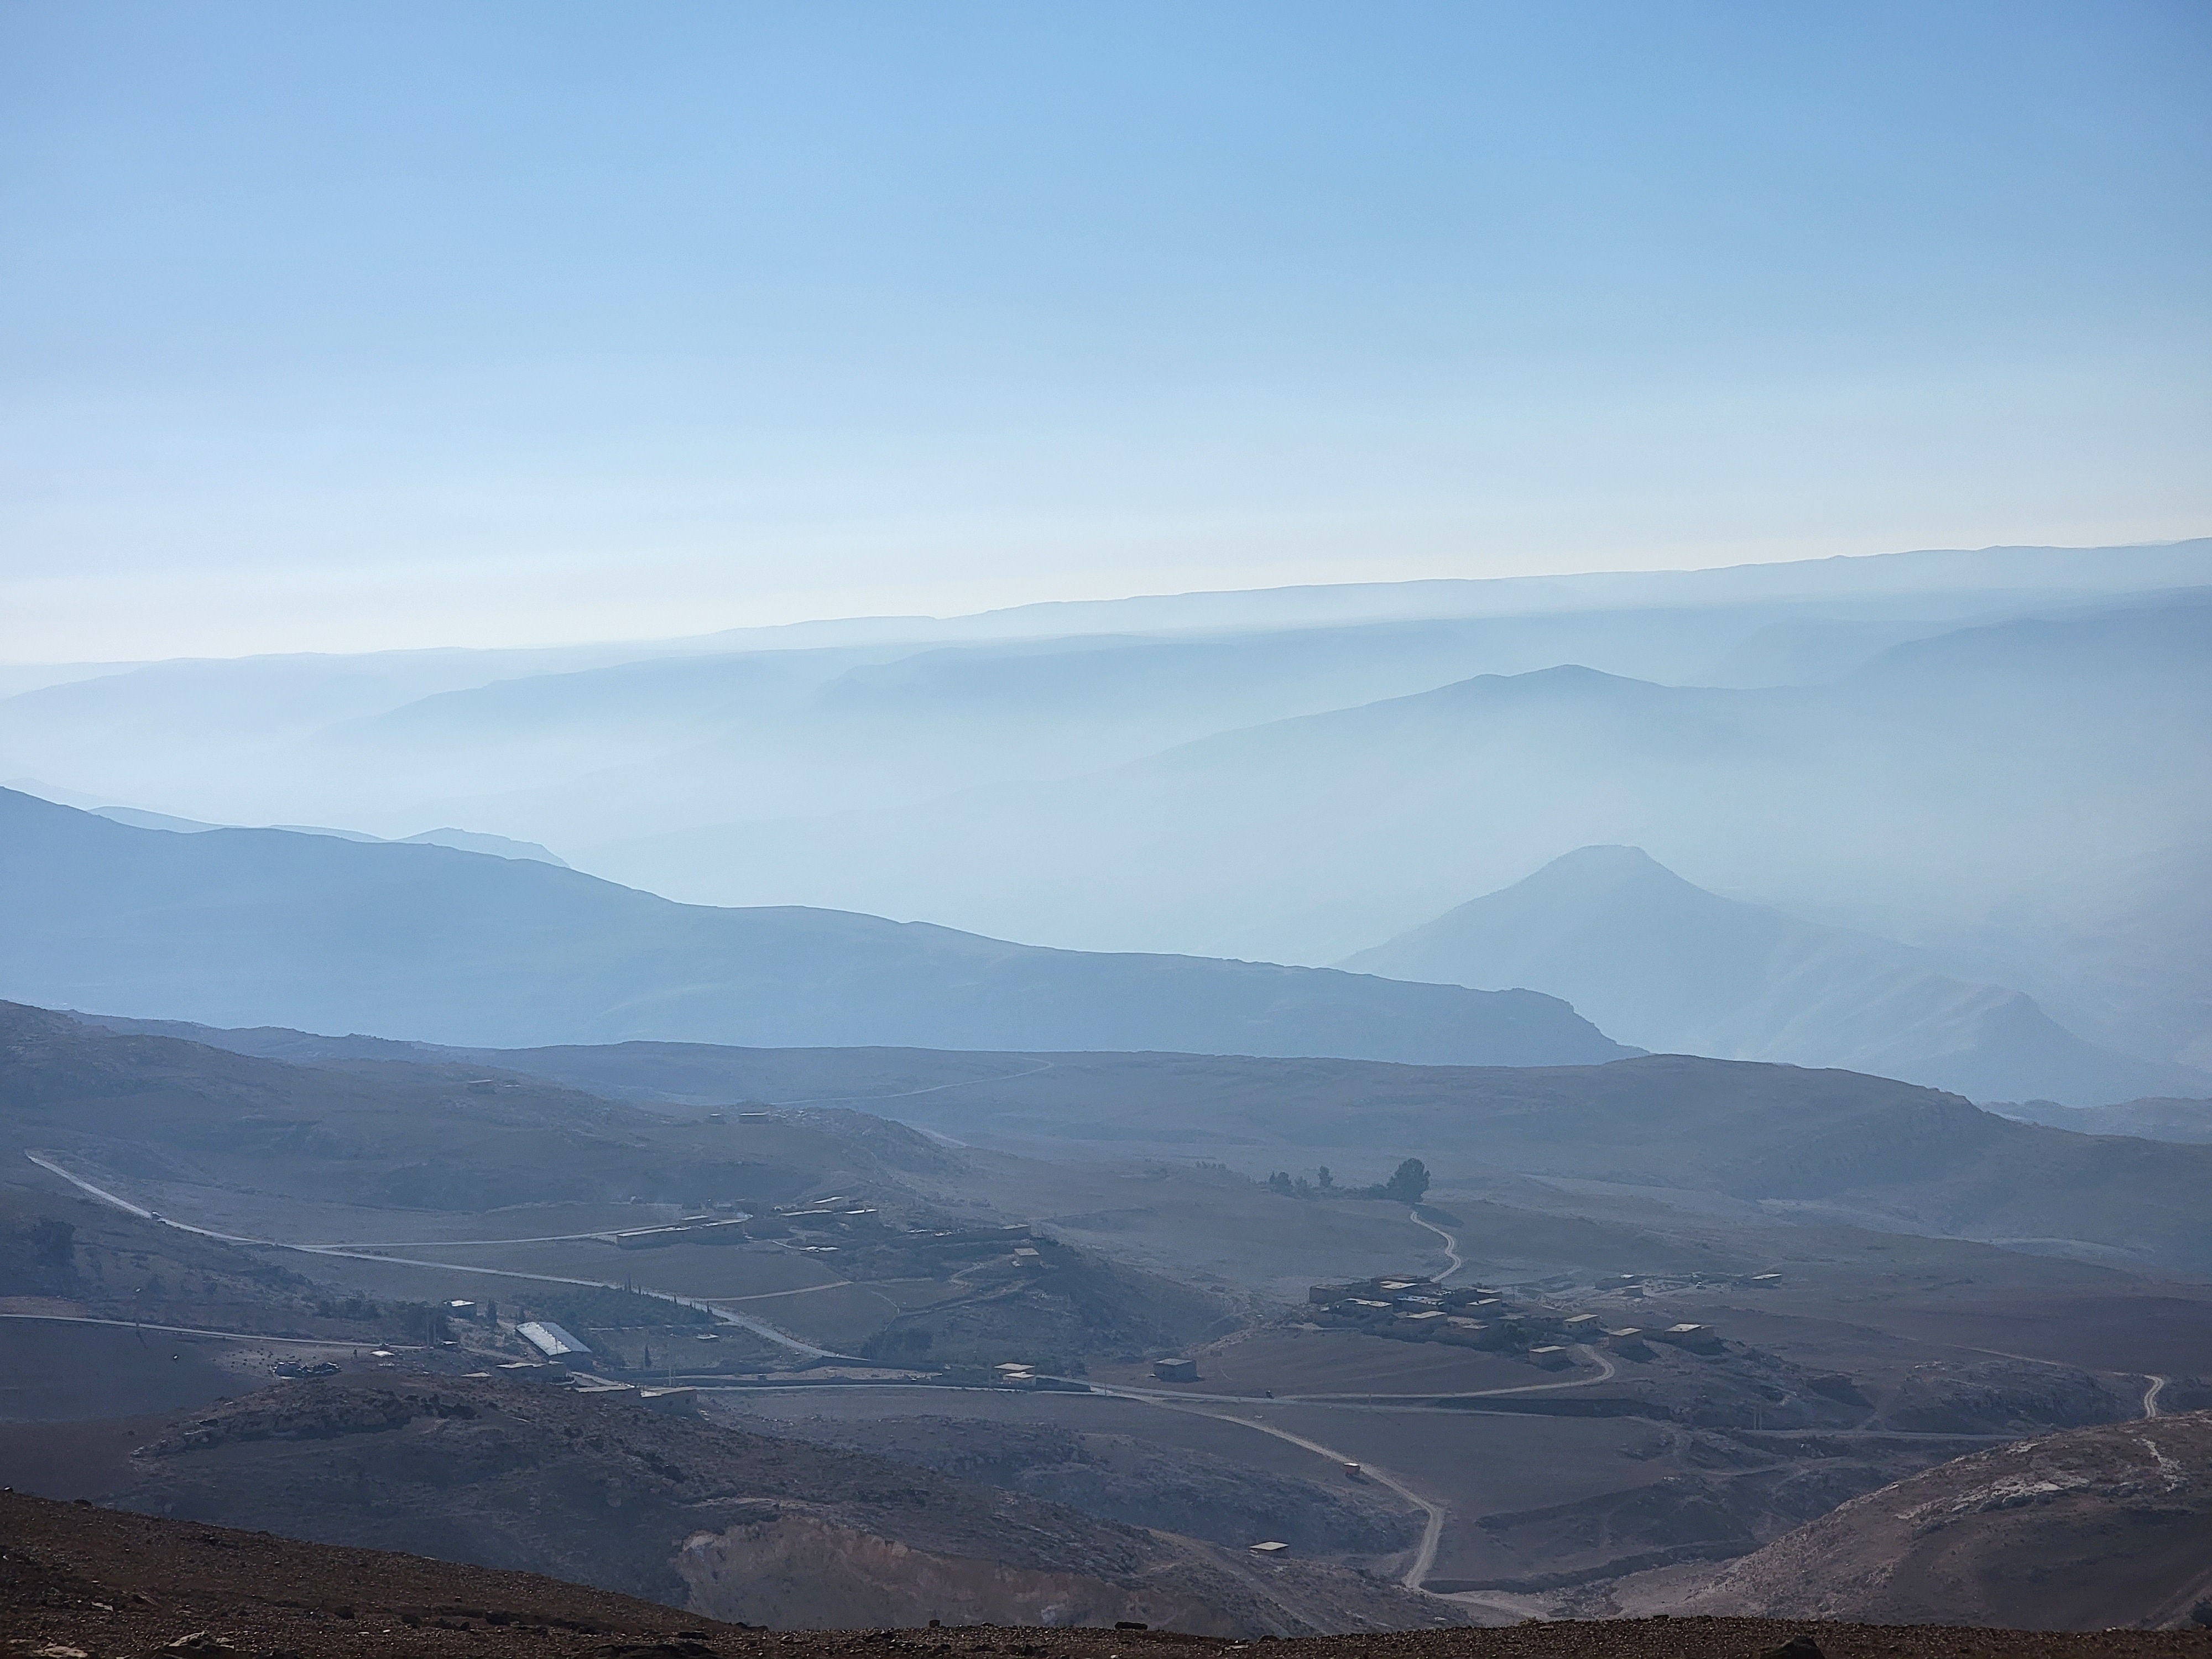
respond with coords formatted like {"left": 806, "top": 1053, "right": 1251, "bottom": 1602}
{"left": 1264, "top": 1159, "right": 1428, "bottom": 1203}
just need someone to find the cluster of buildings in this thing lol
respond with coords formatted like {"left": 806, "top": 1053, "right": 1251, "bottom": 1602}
{"left": 498, "top": 1319, "right": 700, "bottom": 1413}
{"left": 1304, "top": 1276, "right": 1724, "bottom": 1361}
{"left": 587, "top": 1197, "right": 1047, "bottom": 1286}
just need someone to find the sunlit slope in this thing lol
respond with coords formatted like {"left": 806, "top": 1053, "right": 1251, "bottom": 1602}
{"left": 0, "top": 789, "right": 1625, "bottom": 1063}
{"left": 1343, "top": 846, "right": 2211, "bottom": 1105}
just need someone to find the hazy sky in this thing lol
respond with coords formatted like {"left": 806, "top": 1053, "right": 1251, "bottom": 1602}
{"left": 3, "top": 2, "right": 2208, "bottom": 661}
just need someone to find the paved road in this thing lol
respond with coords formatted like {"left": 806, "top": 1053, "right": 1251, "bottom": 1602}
{"left": 2145, "top": 1374, "right": 2169, "bottom": 1419}
{"left": 25, "top": 1151, "right": 843, "bottom": 1363}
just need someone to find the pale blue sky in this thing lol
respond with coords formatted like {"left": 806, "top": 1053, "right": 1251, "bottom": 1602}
{"left": 3, "top": 2, "right": 2208, "bottom": 659}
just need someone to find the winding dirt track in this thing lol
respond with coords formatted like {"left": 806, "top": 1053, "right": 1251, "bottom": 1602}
{"left": 25, "top": 1151, "right": 844, "bottom": 1361}
{"left": 1081, "top": 1378, "right": 1449, "bottom": 1593}
{"left": 1407, "top": 1208, "right": 1463, "bottom": 1282}
{"left": 24, "top": 1150, "right": 1605, "bottom": 1600}
{"left": 0, "top": 1311, "right": 419, "bottom": 1347}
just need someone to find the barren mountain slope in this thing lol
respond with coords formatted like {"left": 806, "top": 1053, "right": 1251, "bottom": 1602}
{"left": 0, "top": 787, "right": 1625, "bottom": 1066}
{"left": 1342, "top": 845, "right": 2208, "bottom": 1107}
{"left": 57, "top": 1008, "right": 2212, "bottom": 1276}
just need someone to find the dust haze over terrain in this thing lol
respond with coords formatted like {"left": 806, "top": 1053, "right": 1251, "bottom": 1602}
{"left": 7, "top": 0, "right": 2212, "bottom": 1642}
{"left": 4, "top": 539, "right": 2212, "bottom": 1642}
{"left": 6, "top": 539, "right": 2209, "bottom": 1097}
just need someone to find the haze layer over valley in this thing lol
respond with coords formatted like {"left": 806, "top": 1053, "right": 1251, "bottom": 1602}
{"left": 10, "top": 5, "right": 2211, "bottom": 1645}
{"left": 7, "top": 540, "right": 2208, "bottom": 1104}
{"left": 6, "top": 543, "right": 2211, "bottom": 1641}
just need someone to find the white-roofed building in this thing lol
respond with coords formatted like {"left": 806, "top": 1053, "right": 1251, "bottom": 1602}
{"left": 517, "top": 1320, "right": 591, "bottom": 1360}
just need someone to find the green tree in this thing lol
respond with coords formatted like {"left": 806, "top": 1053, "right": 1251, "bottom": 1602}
{"left": 1316, "top": 1166, "right": 1334, "bottom": 1191}
{"left": 1382, "top": 1159, "right": 1431, "bottom": 1204}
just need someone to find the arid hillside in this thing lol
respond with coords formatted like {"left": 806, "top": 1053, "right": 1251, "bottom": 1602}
{"left": 1684, "top": 1409, "right": 2212, "bottom": 1629}
{"left": 0, "top": 786, "right": 1627, "bottom": 1066}
{"left": 6, "top": 1486, "right": 2211, "bottom": 1659}
{"left": 74, "top": 1007, "right": 2212, "bottom": 1275}
{"left": 30, "top": 1374, "right": 1448, "bottom": 1636}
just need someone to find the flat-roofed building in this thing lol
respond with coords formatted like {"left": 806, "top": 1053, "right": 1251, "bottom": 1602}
{"left": 517, "top": 1320, "right": 590, "bottom": 1360}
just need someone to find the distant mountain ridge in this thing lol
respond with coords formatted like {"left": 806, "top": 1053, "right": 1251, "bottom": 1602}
{"left": 1989, "top": 1093, "right": 2212, "bottom": 1144}
{"left": 84, "top": 803, "right": 570, "bottom": 866}
{"left": 566, "top": 595, "right": 2212, "bottom": 1027}
{"left": 4, "top": 556, "right": 2203, "bottom": 1077}
{"left": 0, "top": 786, "right": 1627, "bottom": 1065}
{"left": 1342, "top": 845, "right": 2210, "bottom": 1107}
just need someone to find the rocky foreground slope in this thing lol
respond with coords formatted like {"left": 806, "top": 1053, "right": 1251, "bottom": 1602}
{"left": 5, "top": 1490, "right": 2211, "bottom": 1659}
{"left": 1683, "top": 1409, "right": 2212, "bottom": 1629}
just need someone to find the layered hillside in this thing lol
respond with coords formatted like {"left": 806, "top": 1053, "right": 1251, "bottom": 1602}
{"left": 64, "top": 1006, "right": 2212, "bottom": 1277}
